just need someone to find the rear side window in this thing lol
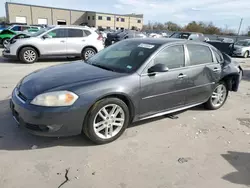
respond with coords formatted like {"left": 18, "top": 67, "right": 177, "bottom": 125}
{"left": 68, "top": 29, "right": 84, "bottom": 37}
{"left": 187, "top": 44, "right": 213, "bottom": 65}
{"left": 83, "top": 30, "right": 91, "bottom": 36}
{"left": 212, "top": 48, "right": 223, "bottom": 62}
{"left": 153, "top": 45, "right": 185, "bottom": 69}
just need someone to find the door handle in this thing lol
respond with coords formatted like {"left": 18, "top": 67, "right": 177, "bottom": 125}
{"left": 178, "top": 73, "right": 187, "bottom": 79}
{"left": 213, "top": 67, "right": 220, "bottom": 72}
{"left": 60, "top": 40, "right": 65, "bottom": 43}
{"left": 82, "top": 39, "right": 85, "bottom": 42}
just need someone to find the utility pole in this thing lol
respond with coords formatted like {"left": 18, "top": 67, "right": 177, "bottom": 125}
{"left": 236, "top": 18, "right": 243, "bottom": 42}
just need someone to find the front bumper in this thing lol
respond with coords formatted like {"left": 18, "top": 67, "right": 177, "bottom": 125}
{"left": 231, "top": 50, "right": 244, "bottom": 57}
{"left": 2, "top": 49, "right": 16, "bottom": 58}
{"left": 10, "top": 88, "right": 86, "bottom": 137}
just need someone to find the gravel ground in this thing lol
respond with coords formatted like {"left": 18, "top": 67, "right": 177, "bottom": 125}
{"left": 0, "top": 49, "right": 250, "bottom": 188}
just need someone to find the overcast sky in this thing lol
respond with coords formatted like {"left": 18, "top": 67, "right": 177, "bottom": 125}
{"left": 1, "top": 0, "right": 250, "bottom": 32}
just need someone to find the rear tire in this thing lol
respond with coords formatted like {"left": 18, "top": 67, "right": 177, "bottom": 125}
{"left": 243, "top": 51, "right": 249, "bottom": 58}
{"left": 19, "top": 47, "right": 38, "bottom": 64}
{"left": 204, "top": 82, "right": 228, "bottom": 110}
{"left": 81, "top": 48, "right": 96, "bottom": 61}
{"left": 83, "top": 98, "right": 130, "bottom": 144}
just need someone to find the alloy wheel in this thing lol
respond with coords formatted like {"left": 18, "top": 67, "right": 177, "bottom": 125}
{"left": 211, "top": 84, "right": 227, "bottom": 108}
{"left": 84, "top": 50, "right": 95, "bottom": 60}
{"left": 24, "top": 50, "right": 36, "bottom": 62}
{"left": 93, "top": 104, "right": 125, "bottom": 139}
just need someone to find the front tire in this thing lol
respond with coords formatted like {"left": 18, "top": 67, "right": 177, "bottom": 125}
{"left": 243, "top": 51, "right": 249, "bottom": 58}
{"left": 81, "top": 48, "right": 96, "bottom": 61}
{"left": 204, "top": 82, "right": 228, "bottom": 110}
{"left": 83, "top": 98, "right": 130, "bottom": 144}
{"left": 19, "top": 47, "right": 38, "bottom": 64}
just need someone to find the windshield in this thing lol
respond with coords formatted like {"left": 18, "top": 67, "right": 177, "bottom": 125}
{"left": 235, "top": 40, "right": 250, "bottom": 46}
{"left": 170, "top": 32, "right": 191, "bottom": 39}
{"left": 30, "top": 27, "right": 52, "bottom": 37}
{"left": 86, "top": 40, "right": 161, "bottom": 73}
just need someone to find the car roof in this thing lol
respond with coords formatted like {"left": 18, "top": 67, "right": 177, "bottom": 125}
{"left": 127, "top": 38, "right": 209, "bottom": 46}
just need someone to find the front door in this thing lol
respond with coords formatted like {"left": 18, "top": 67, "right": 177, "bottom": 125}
{"left": 139, "top": 45, "right": 190, "bottom": 118}
{"left": 184, "top": 44, "right": 221, "bottom": 105}
{"left": 39, "top": 28, "right": 67, "bottom": 55}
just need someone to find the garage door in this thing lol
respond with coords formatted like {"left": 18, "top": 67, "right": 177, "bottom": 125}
{"left": 15, "top": 16, "right": 26, "bottom": 23}
{"left": 38, "top": 18, "right": 48, "bottom": 25}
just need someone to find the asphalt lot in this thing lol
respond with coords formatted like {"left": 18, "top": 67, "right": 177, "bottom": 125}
{"left": 0, "top": 49, "right": 250, "bottom": 188}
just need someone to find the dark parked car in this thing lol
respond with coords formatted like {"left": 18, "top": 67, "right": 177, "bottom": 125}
{"left": 105, "top": 30, "right": 146, "bottom": 47}
{"left": 10, "top": 38, "right": 242, "bottom": 144}
{"left": 170, "top": 32, "right": 206, "bottom": 42}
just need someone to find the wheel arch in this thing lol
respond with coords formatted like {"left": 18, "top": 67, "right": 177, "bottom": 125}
{"left": 17, "top": 45, "right": 40, "bottom": 57}
{"left": 87, "top": 92, "right": 136, "bottom": 123}
{"left": 81, "top": 46, "right": 98, "bottom": 54}
{"left": 220, "top": 73, "right": 241, "bottom": 91}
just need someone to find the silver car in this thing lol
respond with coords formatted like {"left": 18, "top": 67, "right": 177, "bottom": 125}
{"left": 232, "top": 39, "right": 250, "bottom": 58}
{"left": 3, "top": 26, "right": 104, "bottom": 63}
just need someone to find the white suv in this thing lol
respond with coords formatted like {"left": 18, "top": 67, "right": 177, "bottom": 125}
{"left": 3, "top": 26, "right": 104, "bottom": 63}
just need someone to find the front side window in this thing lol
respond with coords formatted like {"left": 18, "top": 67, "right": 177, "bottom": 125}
{"left": 67, "top": 29, "right": 84, "bottom": 37}
{"left": 47, "top": 29, "right": 67, "bottom": 38}
{"left": 187, "top": 44, "right": 213, "bottom": 65}
{"left": 11, "top": 26, "right": 21, "bottom": 31}
{"left": 86, "top": 40, "right": 161, "bottom": 73}
{"left": 153, "top": 45, "right": 185, "bottom": 69}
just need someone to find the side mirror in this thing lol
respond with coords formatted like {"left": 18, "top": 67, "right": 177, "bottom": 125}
{"left": 42, "top": 34, "right": 52, "bottom": 39}
{"left": 148, "top": 63, "right": 169, "bottom": 74}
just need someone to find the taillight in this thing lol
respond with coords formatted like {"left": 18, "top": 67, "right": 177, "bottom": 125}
{"left": 97, "top": 34, "right": 103, "bottom": 41}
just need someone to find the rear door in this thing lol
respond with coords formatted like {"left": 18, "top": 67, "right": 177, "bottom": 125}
{"left": 39, "top": 28, "right": 67, "bottom": 55}
{"left": 184, "top": 44, "right": 221, "bottom": 105}
{"left": 66, "top": 28, "right": 89, "bottom": 55}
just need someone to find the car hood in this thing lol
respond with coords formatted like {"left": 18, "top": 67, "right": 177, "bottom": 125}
{"left": 18, "top": 61, "right": 123, "bottom": 99}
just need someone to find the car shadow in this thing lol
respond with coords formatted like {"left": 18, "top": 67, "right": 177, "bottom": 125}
{"left": 0, "top": 56, "right": 81, "bottom": 64}
{"left": 242, "top": 69, "right": 250, "bottom": 82}
{"left": 0, "top": 97, "right": 209, "bottom": 151}
{"left": 221, "top": 151, "right": 250, "bottom": 186}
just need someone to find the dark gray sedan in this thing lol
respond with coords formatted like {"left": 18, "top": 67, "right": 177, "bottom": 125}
{"left": 10, "top": 38, "right": 243, "bottom": 144}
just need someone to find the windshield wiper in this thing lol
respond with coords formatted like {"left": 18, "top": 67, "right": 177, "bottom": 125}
{"left": 91, "top": 63, "right": 115, "bottom": 72}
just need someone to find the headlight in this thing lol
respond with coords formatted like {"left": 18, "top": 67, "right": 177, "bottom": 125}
{"left": 31, "top": 91, "right": 78, "bottom": 107}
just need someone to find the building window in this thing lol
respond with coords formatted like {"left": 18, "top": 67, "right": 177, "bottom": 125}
{"left": 92, "top": 16, "right": 95, "bottom": 20}
{"left": 116, "top": 27, "right": 119, "bottom": 30}
{"left": 98, "top": 26, "right": 103, "bottom": 29}
{"left": 121, "top": 18, "right": 125, "bottom": 22}
{"left": 98, "top": 16, "right": 102, "bottom": 20}
{"left": 138, "top": 20, "right": 141, "bottom": 23}
{"left": 107, "top": 17, "right": 111, "bottom": 21}
{"left": 88, "top": 16, "right": 90, "bottom": 20}
{"left": 107, "top": 26, "right": 111, "bottom": 29}
{"left": 116, "top": 17, "right": 119, "bottom": 22}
